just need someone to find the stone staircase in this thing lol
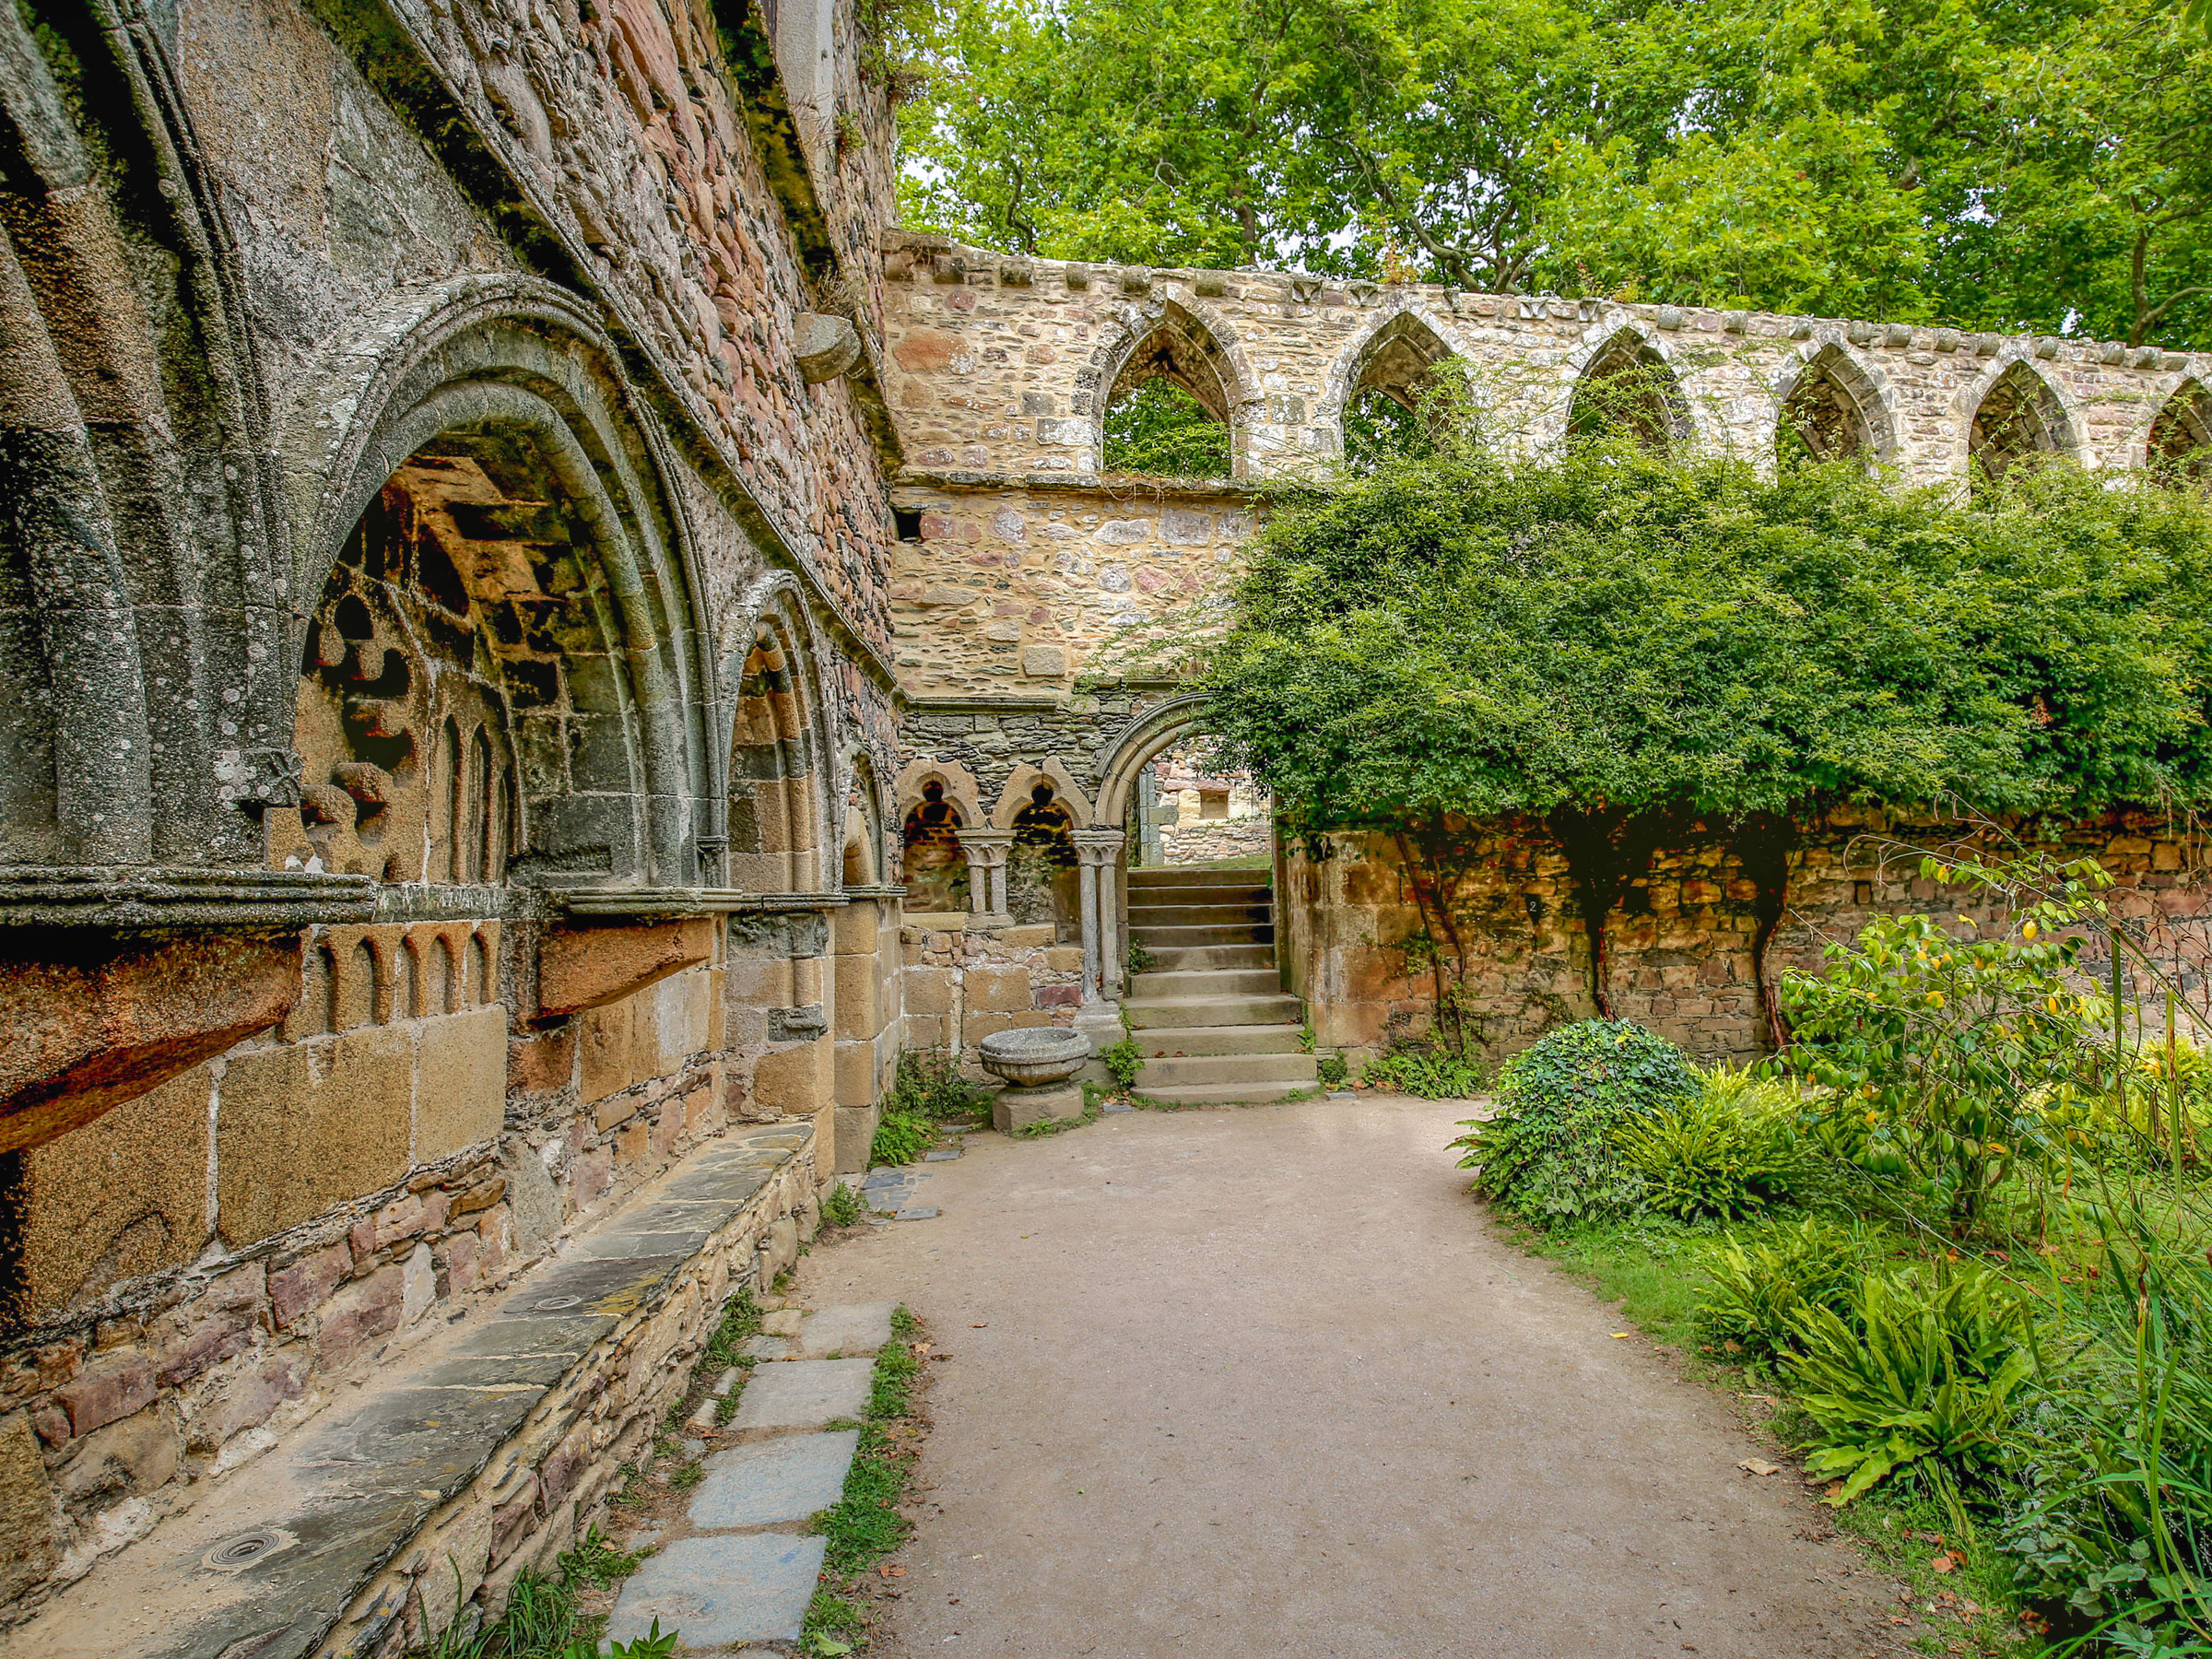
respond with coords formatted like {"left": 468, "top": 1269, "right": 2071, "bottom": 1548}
{"left": 1124, "top": 866, "right": 1316, "bottom": 1104}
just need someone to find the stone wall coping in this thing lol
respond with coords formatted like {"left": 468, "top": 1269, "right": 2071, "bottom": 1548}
{"left": 554, "top": 888, "right": 852, "bottom": 916}
{"left": 894, "top": 467, "right": 1258, "bottom": 500}
{"left": 9, "top": 1125, "right": 814, "bottom": 1659}
{"left": 0, "top": 867, "right": 377, "bottom": 931}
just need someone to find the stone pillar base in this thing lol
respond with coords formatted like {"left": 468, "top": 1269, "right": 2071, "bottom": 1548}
{"left": 992, "top": 1080, "right": 1085, "bottom": 1135}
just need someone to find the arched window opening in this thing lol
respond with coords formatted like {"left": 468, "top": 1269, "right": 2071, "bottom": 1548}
{"left": 1343, "top": 315, "right": 1455, "bottom": 472}
{"left": 2147, "top": 381, "right": 2212, "bottom": 489}
{"left": 1778, "top": 349, "right": 1884, "bottom": 466}
{"left": 1970, "top": 362, "right": 2068, "bottom": 490}
{"left": 1569, "top": 335, "right": 1689, "bottom": 452}
{"left": 901, "top": 780, "right": 968, "bottom": 913}
{"left": 729, "top": 622, "right": 823, "bottom": 893}
{"left": 1102, "top": 307, "right": 1236, "bottom": 477}
{"left": 1009, "top": 781, "right": 1079, "bottom": 938}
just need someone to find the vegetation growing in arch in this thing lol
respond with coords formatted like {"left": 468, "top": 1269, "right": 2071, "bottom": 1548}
{"left": 1192, "top": 424, "right": 2212, "bottom": 1053}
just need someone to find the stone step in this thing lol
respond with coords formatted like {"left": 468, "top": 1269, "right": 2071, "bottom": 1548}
{"left": 1138, "top": 1079, "right": 1317, "bottom": 1105}
{"left": 1128, "top": 867, "right": 1273, "bottom": 886}
{"left": 1127, "top": 901, "right": 1274, "bottom": 927}
{"left": 1126, "top": 1022, "right": 1309, "bottom": 1056}
{"left": 1145, "top": 943, "right": 1276, "bottom": 971}
{"left": 1125, "top": 992, "right": 1304, "bottom": 1030}
{"left": 1124, "top": 882, "right": 1272, "bottom": 907}
{"left": 1130, "top": 922, "right": 1274, "bottom": 948}
{"left": 1136, "top": 1052, "right": 1317, "bottom": 1087}
{"left": 1129, "top": 966, "right": 1281, "bottom": 997}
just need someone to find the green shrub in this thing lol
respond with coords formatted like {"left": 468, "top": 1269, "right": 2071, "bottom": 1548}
{"left": 1693, "top": 1214, "right": 1874, "bottom": 1364}
{"left": 885, "top": 1048, "right": 992, "bottom": 1122}
{"left": 1367, "top": 1041, "right": 1487, "bottom": 1100}
{"left": 1316, "top": 1052, "right": 1349, "bottom": 1088}
{"left": 1451, "top": 1020, "right": 1695, "bottom": 1223}
{"left": 1998, "top": 1223, "right": 2212, "bottom": 1648}
{"left": 1786, "top": 1265, "right": 2033, "bottom": 1504}
{"left": 1618, "top": 1065, "right": 1808, "bottom": 1222}
{"left": 818, "top": 1181, "right": 866, "bottom": 1229}
{"left": 869, "top": 1111, "right": 935, "bottom": 1166}
{"left": 1100, "top": 1036, "right": 1143, "bottom": 1090}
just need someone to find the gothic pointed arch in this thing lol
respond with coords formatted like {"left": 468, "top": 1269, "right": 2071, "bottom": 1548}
{"left": 1966, "top": 358, "right": 2077, "bottom": 488}
{"left": 1567, "top": 326, "right": 1692, "bottom": 452}
{"left": 2147, "top": 378, "right": 2212, "bottom": 486}
{"left": 1324, "top": 307, "right": 1460, "bottom": 468}
{"left": 279, "top": 276, "right": 719, "bottom": 889}
{"left": 723, "top": 577, "right": 839, "bottom": 894}
{"left": 989, "top": 759, "right": 1094, "bottom": 830}
{"left": 1085, "top": 296, "right": 1257, "bottom": 478}
{"left": 1774, "top": 341, "right": 1894, "bottom": 465}
{"left": 0, "top": 0, "right": 287, "bottom": 869}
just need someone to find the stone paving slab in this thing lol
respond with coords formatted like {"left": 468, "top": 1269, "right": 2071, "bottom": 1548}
{"left": 923, "top": 1147, "right": 961, "bottom": 1160}
{"left": 738, "top": 1334, "right": 790, "bottom": 1361}
{"left": 688, "top": 1430, "right": 859, "bottom": 1528}
{"left": 602, "top": 1534, "right": 826, "bottom": 1648}
{"left": 728, "top": 1358, "right": 875, "bottom": 1429}
{"left": 895, "top": 1206, "right": 939, "bottom": 1220}
{"left": 794, "top": 1301, "right": 895, "bottom": 1358}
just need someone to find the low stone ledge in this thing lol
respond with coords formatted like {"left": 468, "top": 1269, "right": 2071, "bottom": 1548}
{"left": 7, "top": 1125, "right": 819, "bottom": 1659}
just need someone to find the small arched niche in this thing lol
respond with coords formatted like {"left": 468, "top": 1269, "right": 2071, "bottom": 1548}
{"left": 1569, "top": 331, "right": 1691, "bottom": 452}
{"left": 1101, "top": 303, "right": 1236, "bottom": 478}
{"left": 2147, "top": 380, "right": 2212, "bottom": 488}
{"left": 1343, "top": 313, "right": 1455, "bottom": 472}
{"left": 1777, "top": 345, "right": 1890, "bottom": 466}
{"left": 1969, "top": 360, "right": 2071, "bottom": 490}
{"left": 842, "top": 767, "right": 885, "bottom": 887}
{"left": 900, "top": 778, "right": 968, "bottom": 913}
{"left": 1007, "top": 780, "right": 1080, "bottom": 937}
{"left": 728, "top": 612, "right": 827, "bottom": 893}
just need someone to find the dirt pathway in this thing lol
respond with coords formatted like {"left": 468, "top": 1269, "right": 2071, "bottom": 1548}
{"left": 801, "top": 1095, "right": 1914, "bottom": 1659}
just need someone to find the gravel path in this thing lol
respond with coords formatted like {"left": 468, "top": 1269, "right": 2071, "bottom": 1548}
{"left": 802, "top": 1095, "right": 1915, "bottom": 1659}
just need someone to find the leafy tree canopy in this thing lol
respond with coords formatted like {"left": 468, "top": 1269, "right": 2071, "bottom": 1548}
{"left": 1194, "top": 443, "right": 2212, "bottom": 836}
{"left": 899, "top": 0, "right": 2212, "bottom": 349}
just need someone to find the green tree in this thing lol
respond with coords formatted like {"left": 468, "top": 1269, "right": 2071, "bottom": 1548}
{"left": 1191, "top": 437, "right": 2212, "bottom": 1026}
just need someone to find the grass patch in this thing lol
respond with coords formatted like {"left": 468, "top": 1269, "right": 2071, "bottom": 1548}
{"left": 804, "top": 1308, "right": 928, "bottom": 1650}
{"left": 412, "top": 1527, "right": 671, "bottom": 1657}
{"left": 820, "top": 1181, "right": 868, "bottom": 1229}
{"left": 1018, "top": 1102, "right": 1102, "bottom": 1137}
{"left": 694, "top": 1286, "right": 763, "bottom": 1427}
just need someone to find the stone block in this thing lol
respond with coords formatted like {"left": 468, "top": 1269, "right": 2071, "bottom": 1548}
{"left": 830, "top": 900, "right": 882, "bottom": 955}
{"left": 832, "top": 956, "right": 877, "bottom": 1036}
{"left": 993, "top": 1081, "right": 1083, "bottom": 1134}
{"left": 507, "top": 1025, "right": 573, "bottom": 1095}
{"left": 0, "top": 930, "right": 300, "bottom": 1155}
{"left": 536, "top": 918, "right": 713, "bottom": 1018}
{"left": 604, "top": 1534, "right": 826, "bottom": 1649}
{"left": 1043, "top": 947, "right": 1083, "bottom": 971}
{"left": 216, "top": 1027, "right": 412, "bottom": 1247}
{"left": 965, "top": 1010, "right": 1050, "bottom": 1041}
{"left": 904, "top": 967, "right": 954, "bottom": 1016}
{"left": 191, "top": 1352, "right": 308, "bottom": 1451}
{"left": 1020, "top": 643, "right": 1067, "bottom": 677}
{"left": 688, "top": 1430, "right": 858, "bottom": 1528}
{"left": 832, "top": 1040, "right": 876, "bottom": 1108}
{"left": 269, "top": 1242, "right": 350, "bottom": 1328}
{"left": 752, "top": 1039, "right": 829, "bottom": 1119}
{"left": 579, "top": 1000, "right": 633, "bottom": 1105}
{"left": 832, "top": 1104, "right": 878, "bottom": 1174}
{"left": 417, "top": 1006, "right": 508, "bottom": 1161}
{"left": 965, "top": 965, "right": 1031, "bottom": 1013}
{"left": 0, "top": 1412, "right": 58, "bottom": 1603}
{"left": 998, "top": 924, "right": 1053, "bottom": 947}
{"left": 903, "top": 1014, "right": 947, "bottom": 1048}
{"left": 54, "top": 1407, "right": 179, "bottom": 1500}
{"left": 18, "top": 1063, "right": 210, "bottom": 1316}
{"left": 640, "top": 968, "right": 712, "bottom": 1081}
{"left": 796, "top": 1303, "right": 896, "bottom": 1359}
{"left": 317, "top": 1264, "right": 404, "bottom": 1371}
{"left": 728, "top": 1359, "right": 876, "bottom": 1430}
{"left": 56, "top": 1352, "right": 154, "bottom": 1439}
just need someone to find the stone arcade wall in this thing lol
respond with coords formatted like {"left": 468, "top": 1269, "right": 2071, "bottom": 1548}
{"left": 1281, "top": 812, "right": 2212, "bottom": 1066}
{"left": 0, "top": 0, "right": 908, "bottom": 1633}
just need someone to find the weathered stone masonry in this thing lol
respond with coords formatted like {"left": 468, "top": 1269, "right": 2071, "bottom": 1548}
{"left": 3, "top": 3, "right": 2212, "bottom": 1649}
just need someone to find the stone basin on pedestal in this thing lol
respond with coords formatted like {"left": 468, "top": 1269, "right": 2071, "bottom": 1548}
{"left": 979, "top": 1028, "right": 1090, "bottom": 1134}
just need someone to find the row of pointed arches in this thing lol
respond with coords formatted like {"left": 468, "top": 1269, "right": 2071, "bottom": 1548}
{"left": 1094, "top": 299, "right": 2212, "bottom": 488}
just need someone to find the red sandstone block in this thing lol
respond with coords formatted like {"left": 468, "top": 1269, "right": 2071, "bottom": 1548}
{"left": 56, "top": 1353, "right": 154, "bottom": 1439}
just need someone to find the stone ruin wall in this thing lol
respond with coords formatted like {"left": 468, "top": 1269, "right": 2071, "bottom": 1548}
{"left": 1284, "top": 811, "right": 2212, "bottom": 1067}
{"left": 0, "top": 0, "right": 911, "bottom": 1627}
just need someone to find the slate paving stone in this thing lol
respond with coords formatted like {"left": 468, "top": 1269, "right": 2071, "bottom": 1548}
{"left": 602, "top": 1534, "right": 825, "bottom": 1648}
{"left": 728, "top": 1358, "right": 876, "bottom": 1429}
{"left": 1101, "top": 1102, "right": 1135, "bottom": 1113}
{"left": 795, "top": 1302, "right": 895, "bottom": 1358}
{"left": 739, "top": 1335, "right": 790, "bottom": 1361}
{"left": 688, "top": 1430, "right": 859, "bottom": 1528}
{"left": 895, "top": 1206, "right": 940, "bottom": 1220}
{"left": 923, "top": 1148, "right": 962, "bottom": 1161}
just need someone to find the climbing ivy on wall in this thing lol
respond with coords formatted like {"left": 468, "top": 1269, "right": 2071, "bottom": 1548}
{"left": 1194, "top": 436, "right": 2212, "bottom": 1036}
